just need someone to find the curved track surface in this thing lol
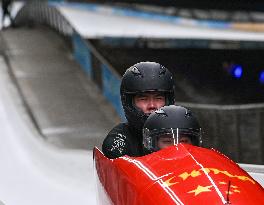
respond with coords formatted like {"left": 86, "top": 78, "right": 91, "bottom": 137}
{"left": 0, "top": 2, "right": 263, "bottom": 205}
{"left": 0, "top": 54, "right": 97, "bottom": 204}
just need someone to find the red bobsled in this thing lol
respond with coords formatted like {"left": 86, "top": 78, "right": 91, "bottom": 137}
{"left": 94, "top": 144, "right": 264, "bottom": 205}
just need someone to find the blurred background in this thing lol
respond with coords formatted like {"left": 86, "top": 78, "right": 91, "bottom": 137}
{"left": 2, "top": 0, "right": 264, "bottom": 164}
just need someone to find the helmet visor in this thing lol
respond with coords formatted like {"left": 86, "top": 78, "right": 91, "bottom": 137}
{"left": 143, "top": 128, "right": 202, "bottom": 152}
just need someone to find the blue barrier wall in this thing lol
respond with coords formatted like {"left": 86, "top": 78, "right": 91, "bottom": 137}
{"left": 101, "top": 64, "right": 125, "bottom": 120}
{"left": 72, "top": 32, "right": 93, "bottom": 77}
{"left": 72, "top": 32, "right": 125, "bottom": 120}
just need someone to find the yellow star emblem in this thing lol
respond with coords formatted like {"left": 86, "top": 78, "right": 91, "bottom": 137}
{"left": 163, "top": 176, "right": 179, "bottom": 187}
{"left": 179, "top": 170, "right": 201, "bottom": 181}
{"left": 188, "top": 185, "right": 212, "bottom": 196}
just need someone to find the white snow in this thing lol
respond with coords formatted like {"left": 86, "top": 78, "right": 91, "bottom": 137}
{"left": 0, "top": 57, "right": 96, "bottom": 205}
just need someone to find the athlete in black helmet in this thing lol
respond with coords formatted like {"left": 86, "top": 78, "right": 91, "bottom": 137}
{"left": 102, "top": 61, "right": 175, "bottom": 158}
{"left": 143, "top": 105, "right": 202, "bottom": 153}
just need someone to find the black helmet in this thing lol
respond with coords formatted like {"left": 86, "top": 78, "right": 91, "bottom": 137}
{"left": 143, "top": 105, "right": 202, "bottom": 153}
{"left": 120, "top": 62, "right": 175, "bottom": 131}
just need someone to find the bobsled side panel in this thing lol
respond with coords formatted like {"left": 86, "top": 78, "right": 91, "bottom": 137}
{"left": 94, "top": 148, "right": 117, "bottom": 204}
{"left": 94, "top": 147, "right": 144, "bottom": 205}
{"left": 94, "top": 145, "right": 264, "bottom": 205}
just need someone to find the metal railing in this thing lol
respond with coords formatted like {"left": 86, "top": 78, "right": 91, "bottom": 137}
{"left": 15, "top": 2, "right": 73, "bottom": 36}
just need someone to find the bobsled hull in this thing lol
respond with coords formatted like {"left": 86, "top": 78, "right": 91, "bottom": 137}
{"left": 94, "top": 144, "right": 264, "bottom": 205}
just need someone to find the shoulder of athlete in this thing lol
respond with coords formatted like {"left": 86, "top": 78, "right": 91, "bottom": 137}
{"left": 102, "top": 123, "right": 131, "bottom": 159}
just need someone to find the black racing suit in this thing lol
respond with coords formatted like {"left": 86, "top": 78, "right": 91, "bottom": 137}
{"left": 102, "top": 123, "right": 145, "bottom": 159}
